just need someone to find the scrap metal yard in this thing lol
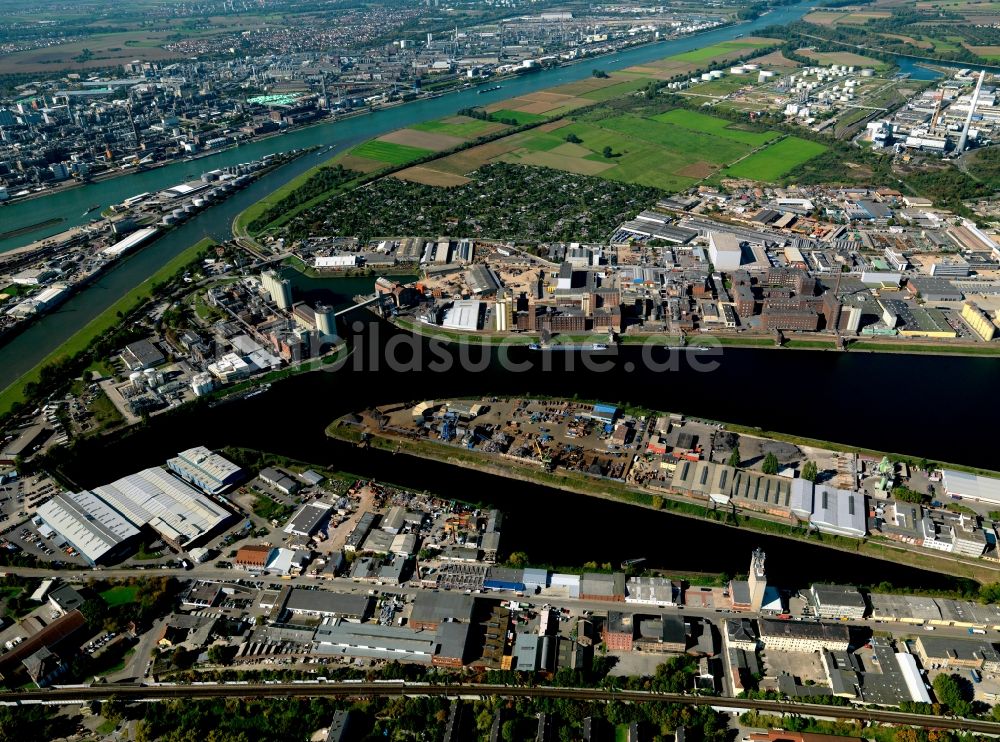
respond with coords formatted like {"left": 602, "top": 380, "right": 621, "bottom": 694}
{"left": 331, "top": 396, "right": 1000, "bottom": 583}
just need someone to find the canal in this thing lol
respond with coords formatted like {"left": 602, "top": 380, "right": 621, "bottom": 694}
{"left": 52, "top": 309, "right": 996, "bottom": 590}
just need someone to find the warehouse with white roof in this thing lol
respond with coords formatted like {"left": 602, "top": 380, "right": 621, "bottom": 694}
{"left": 101, "top": 227, "right": 159, "bottom": 259}
{"left": 92, "top": 467, "right": 233, "bottom": 549}
{"left": 441, "top": 300, "right": 483, "bottom": 331}
{"left": 166, "top": 446, "right": 244, "bottom": 495}
{"left": 35, "top": 491, "right": 142, "bottom": 565}
{"left": 810, "top": 485, "right": 866, "bottom": 538}
{"left": 941, "top": 469, "right": 1000, "bottom": 505}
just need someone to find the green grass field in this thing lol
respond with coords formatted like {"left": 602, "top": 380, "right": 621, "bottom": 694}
{"left": 100, "top": 585, "right": 138, "bottom": 607}
{"left": 687, "top": 75, "right": 756, "bottom": 96}
{"left": 488, "top": 109, "right": 547, "bottom": 125}
{"left": 498, "top": 109, "right": 787, "bottom": 191}
{"left": 350, "top": 140, "right": 434, "bottom": 165}
{"left": 518, "top": 132, "right": 569, "bottom": 152}
{"left": 233, "top": 150, "right": 345, "bottom": 236}
{"left": 724, "top": 136, "right": 828, "bottom": 181}
{"left": 516, "top": 120, "right": 703, "bottom": 190}
{"left": 650, "top": 109, "right": 779, "bottom": 146}
{"left": 0, "top": 238, "right": 216, "bottom": 416}
{"left": 0, "top": 284, "right": 29, "bottom": 298}
{"left": 411, "top": 117, "right": 503, "bottom": 138}
{"left": 579, "top": 78, "right": 650, "bottom": 101}
{"left": 668, "top": 40, "right": 770, "bottom": 63}
{"left": 597, "top": 115, "right": 752, "bottom": 162}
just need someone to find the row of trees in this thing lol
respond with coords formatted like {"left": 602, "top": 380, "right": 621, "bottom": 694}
{"left": 124, "top": 685, "right": 731, "bottom": 742}
{"left": 0, "top": 244, "right": 213, "bottom": 432}
{"left": 280, "top": 161, "right": 661, "bottom": 244}
{"left": 248, "top": 165, "right": 360, "bottom": 233}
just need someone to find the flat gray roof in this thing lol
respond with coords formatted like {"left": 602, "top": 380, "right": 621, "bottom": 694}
{"left": 410, "top": 592, "right": 475, "bottom": 625}
{"left": 285, "top": 589, "right": 371, "bottom": 618}
{"left": 285, "top": 502, "right": 331, "bottom": 536}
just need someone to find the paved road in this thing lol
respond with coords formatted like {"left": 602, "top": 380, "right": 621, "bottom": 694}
{"left": 107, "top": 616, "right": 166, "bottom": 684}
{"left": 3, "top": 682, "right": 998, "bottom": 734}
{"left": 4, "top": 565, "right": 996, "bottom": 645}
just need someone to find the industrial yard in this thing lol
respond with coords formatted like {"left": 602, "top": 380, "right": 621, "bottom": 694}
{"left": 330, "top": 396, "right": 1000, "bottom": 583}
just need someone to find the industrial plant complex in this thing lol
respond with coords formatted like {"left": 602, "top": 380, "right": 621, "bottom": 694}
{"left": 34, "top": 448, "right": 243, "bottom": 564}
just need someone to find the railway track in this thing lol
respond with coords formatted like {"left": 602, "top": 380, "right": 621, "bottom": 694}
{"left": 3, "top": 682, "right": 999, "bottom": 734}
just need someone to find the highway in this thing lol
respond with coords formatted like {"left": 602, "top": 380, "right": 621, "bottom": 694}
{"left": 3, "top": 682, "right": 1000, "bottom": 734}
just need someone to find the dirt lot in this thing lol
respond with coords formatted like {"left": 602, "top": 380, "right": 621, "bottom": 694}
{"left": 322, "top": 484, "right": 377, "bottom": 553}
{"left": 337, "top": 154, "right": 386, "bottom": 173}
{"left": 485, "top": 92, "right": 592, "bottom": 115}
{"left": 881, "top": 33, "right": 935, "bottom": 50}
{"left": 493, "top": 264, "right": 542, "bottom": 295}
{"left": 535, "top": 120, "right": 572, "bottom": 133}
{"left": 966, "top": 44, "right": 1000, "bottom": 57}
{"left": 500, "top": 149, "right": 616, "bottom": 176}
{"left": 380, "top": 128, "right": 465, "bottom": 152}
{"left": 550, "top": 77, "right": 627, "bottom": 96}
{"left": 513, "top": 100, "right": 567, "bottom": 114}
{"left": 423, "top": 131, "right": 535, "bottom": 175}
{"left": 749, "top": 50, "right": 804, "bottom": 69}
{"left": 608, "top": 650, "right": 673, "bottom": 677}
{"left": 802, "top": 11, "right": 844, "bottom": 25}
{"left": 797, "top": 49, "right": 883, "bottom": 67}
{"left": 393, "top": 166, "right": 471, "bottom": 187}
{"left": 761, "top": 648, "right": 827, "bottom": 684}
{"left": 677, "top": 161, "right": 717, "bottom": 178}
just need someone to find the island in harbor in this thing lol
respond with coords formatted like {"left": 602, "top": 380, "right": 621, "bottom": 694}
{"left": 328, "top": 396, "right": 1000, "bottom": 584}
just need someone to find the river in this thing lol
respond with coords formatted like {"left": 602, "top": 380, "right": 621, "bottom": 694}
{"left": 0, "top": 1, "right": 822, "bottom": 255}
{"left": 50, "top": 309, "right": 995, "bottom": 590}
{"left": 3, "top": 1, "right": 994, "bottom": 588}
{"left": 0, "top": 0, "right": 825, "bottom": 389}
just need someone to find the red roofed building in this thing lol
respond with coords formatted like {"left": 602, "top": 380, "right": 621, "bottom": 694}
{"left": 235, "top": 544, "right": 274, "bottom": 570}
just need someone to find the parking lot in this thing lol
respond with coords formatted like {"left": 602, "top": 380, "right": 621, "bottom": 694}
{"left": 0, "top": 472, "right": 92, "bottom": 567}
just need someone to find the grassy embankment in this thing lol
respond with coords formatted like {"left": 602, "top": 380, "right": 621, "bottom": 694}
{"left": 848, "top": 340, "right": 1000, "bottom": 356}
{"left": 393, "top": 317, "right": 540, "bottom": 345}
{"left": 715, "top": 419, "right": 1000, "bottom": 479}
{"left": 232, "top": 158, "right": 367, "bottom": 239}
{"left": 326, "top": 418, "right": 1000, "bottom": 584}
{"left": 0, "top": 238, "right": 216, "bottom": 417}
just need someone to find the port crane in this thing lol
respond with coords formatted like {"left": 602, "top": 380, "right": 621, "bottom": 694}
{"left": 533, "top": 438, "right": 554, "bottom": 470}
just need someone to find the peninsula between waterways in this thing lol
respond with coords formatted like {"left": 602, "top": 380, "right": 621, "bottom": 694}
{"left": 325, "top": 403, "right": 999, "bottom": 586}
{"left": 45, "top": 310, "right": 1000, "bottom": 593}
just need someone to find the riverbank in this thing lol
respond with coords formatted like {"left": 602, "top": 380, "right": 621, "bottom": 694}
{"left": 1, "top": 19, "right": 740, "bottom": 224}
{"left": 325, "top": 413, "right": 1000, "bottom": 584}
{"left": 391, "top": 313, "right": 1000, "bottom": 357}
{"left": 0, "top": 2, "right": 822, "bottom": 372}
{"left": 0, "top": 237, "right": 217, "bottom": 417}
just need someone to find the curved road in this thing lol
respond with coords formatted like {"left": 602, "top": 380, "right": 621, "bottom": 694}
{"left": 3, "top": 682, "right": 997, "bottom": 733}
